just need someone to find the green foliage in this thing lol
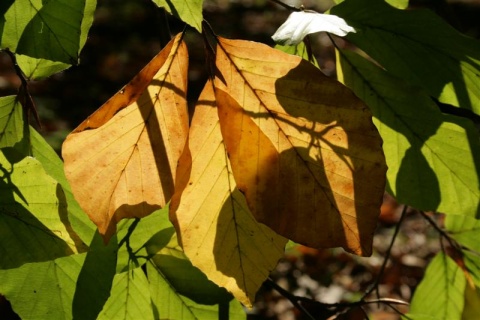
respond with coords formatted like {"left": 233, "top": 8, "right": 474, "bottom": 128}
{"left": 152, "top": 0, "right": 203, "bottom": 32}
{"left": 0, "top": 150, "right": 76, "bottom": 269}
{"left": 332, "top": 0, "right": 480, "bottom": 114}
{"left": 408, "top": 253, "right": 466, "bottom": 320}
{"left": 0, "top": 0, "right": 97, "bottom": 79}
{"left": 337, "top": 49, "right": 480, "bottom": 216}
{"left": 1, "top": 0, "right": 480, "bottom": 319}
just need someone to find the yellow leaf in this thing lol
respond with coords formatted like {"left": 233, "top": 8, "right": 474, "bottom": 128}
{"left": 170, "top": 82, "right": 287, "bottom": 307}
{"left": 214, "top": 37, "right": 387, "bottom": 256}
{"left": 62, "top": 34, "right": 189, "bottom": 242}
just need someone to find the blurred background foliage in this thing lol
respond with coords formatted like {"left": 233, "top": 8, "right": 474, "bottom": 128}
{"left": 0, "top": 0, "right": 479, "bottom": 319}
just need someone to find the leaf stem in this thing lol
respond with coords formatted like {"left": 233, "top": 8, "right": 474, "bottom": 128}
{"left": 268, "top": 0, "right": 301, "bottom": 12}
{"left": 266, "top": 278, "right": 410, "bottom": 319}
{"left": 265, "top": 278, "right": 316, "bottom": 319}
{"left": 419, "top": 211, "right": 459, "bottom": 251}
{"left": 2, "top": 48, "right": 41, "bottom": 128}
{"left": 364, "top": 205, "right": 408, "bottom": 300}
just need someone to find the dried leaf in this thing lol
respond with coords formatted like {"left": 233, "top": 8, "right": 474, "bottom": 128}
{"left": 63, "top": 34, "right": 189, "bottom": 242}
{"left": 214, "top": 37, "right": 386, "bottom": 255}
{"left": 170, "top": 82, "right": 287, "bottom": 307}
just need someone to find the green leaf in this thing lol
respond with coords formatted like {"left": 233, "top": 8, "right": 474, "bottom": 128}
{"left": 0, "top": 0, "right": 97, "bottom": 78}
{"left": 0, "top": 96, "right": 24, "bottom": 149}
{"left": 332, "top": 0, "right": 409, "bottom": 9}
{"left": 116, "top": 207, "right": 173, "bottom": 273}
{"left": 275, "top": 42, "right": 319, "bottom": 68}
{"left": 31, "top": 128, "right": 96, "bottom": 245}
{"left": 0, "top": 150, "right": 80, "bottom": 269}
{"left": 152, "top": 0, "right": 203, "bottom": 32}
{"left": 332, "top": 0, "right": 480, "bottom": 115}
{"left": 146, "top": 225, "right": 234, "bottom": 305}
{"left": 445, "top": 215, "right": 480, "bottom": 287}
{"left": 402, "top": 315, "right": 437, "bottom": 320}
{"left": 16, "top": 55, "right": 70, "bottom": 80}
{"left": 147, "top": 262, "right": 246, "bottom": 320}
{"left": 1, "top": 91, "right": 94, "bottom": 247}
{"left": 0, "top": 235, "right": 117, "bottom": 320}
{"left": 0, "top": 254, "right": 85, "bottom": 320}
{"left": 98, "top": 268, "right": 154, "bottom": 320}
{"left": 409, "top": 253, "right": 466, "bottom": 320}
{"left": 72, "top": 232, "right": 118, "bottom": 320}
{"left": 337, "top": 49, "right": 480, "bottom": 216}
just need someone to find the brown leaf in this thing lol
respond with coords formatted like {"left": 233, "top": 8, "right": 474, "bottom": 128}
{"left": 214, "top": 37, "right": 387, "bottom": 256}
{"left": 170, "top": 81, "right": 287, "bottom": 307}
{"left": 62, "top": 34, "right": 189, "bottom": 242}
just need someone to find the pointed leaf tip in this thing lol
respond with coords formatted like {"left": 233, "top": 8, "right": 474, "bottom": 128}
{"left": 272, "top": 11, "right": 356, "bottom": 45}
{"left": 63, "top": 34, "right": 189, "bottom": 242}
{"left": 170, "top": 82, "right": 287, "bottom": 307}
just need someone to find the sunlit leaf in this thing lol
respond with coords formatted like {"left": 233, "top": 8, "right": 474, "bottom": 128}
{"left": 147, "top": 228, "right": 233, "bottom": 305}
{"left": 0, "top": 150, "right": 81, "bottom": 269}
{"left": 152, "top": 0, "right": 203, "bottom": 32}
{"left": 63, "top": 34, "right": 189, "bottom": 242}
{"left": 462, "top": 285, "right": 480, "bottom": 320}
{"left": 214, "top": 37, "right": 387, "bottom": 256}
{"left": 15, "top": 55, "right": 70, "bottom": 80}
{"left": 445, "top": 215, "right": 480, "bottom": 287}
{"left": 0, "top": 254, "right": 85, "bottom": 319}
{"left": 408, "top": 252, "right": 466, "bottom": 320}
{"left": 272, "top": 11, "right": 355, "bottom": 45}
{"left": 0, "top": 96, "right": 23, "bottom": 148}
{"left": 170, "top": 82, "right": 287, "bottom": 307}
{"left": 115, "top": 207, "right": 172, "bottom": 273}
{"left": 0, "top": 0, "right": 97, "bottom": 78}
{"left": 337, "top": 49, "right": 480, "bottom": 216}
{"left": 332, "top": 0, "right": 480, "bottom": 114}
{"left": 31, "top": 128, "right": 96, "bottom": 245}
{"left": 0, "top": 232, "right": 116, "bottom": 320}
{"left": 1, "top": 92, "right": 94, "bottom": 246}
{"left": 333, "top": 0, "right": 409, "bottom": 9}
{"left": 72, "top": 233, "right": 118, "bottom": 320}
{"left": 147, "top": 261, "right": 246, "bottom": 320}
{"left": 98, "top": 268, "right": 154, "bottom": 320}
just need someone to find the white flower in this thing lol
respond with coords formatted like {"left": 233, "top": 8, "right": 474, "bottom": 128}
{"left": 272, "top": 11, "right": 356, "bottom": 45}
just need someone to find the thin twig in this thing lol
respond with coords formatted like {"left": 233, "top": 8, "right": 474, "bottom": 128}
{"left": 268, "top": 0, "right": 301, "bottom": 11}
{"left": 419, "top": 211, "right": 459, "bottom": 250}
{"left": 364, "top": 205, "right": 408, "bottom": 300}
{"left": 3, "top": 48, "right": 41, "bottom": 127}
{"left": 266, "top": 278, "right": 316, "bottom": 320}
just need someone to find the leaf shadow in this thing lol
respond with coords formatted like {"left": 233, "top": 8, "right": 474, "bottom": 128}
{"left": 72, "top": 232, "right": 117, "bottom": 320}
{"left": 104, "top": 79, "right": 186, "bottom": 237}
{"left": 332, "top": 0, "right": 480, "bottom": 216}
{"left": 0, "top": 154, "right": 75, "bottom": 269}
{"left": 16, "top": 2, "right": 81, "bottom": 64}
{"left": 257, "top": 59, "right": 385, "bottom": 254}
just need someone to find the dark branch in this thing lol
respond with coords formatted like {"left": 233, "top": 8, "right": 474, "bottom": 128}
{"left": 3, "top": 48, "right": 41, "bottom": 128}
{"left": 268, "top": 0, "right": 301, "bottom": 11}
{"left": 364, "top": 205, "right": 408, "bottom": 300}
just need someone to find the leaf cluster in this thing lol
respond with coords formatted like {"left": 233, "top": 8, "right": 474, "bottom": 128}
{"left": 0, "top": 0, "right": 479, "bottom": 319}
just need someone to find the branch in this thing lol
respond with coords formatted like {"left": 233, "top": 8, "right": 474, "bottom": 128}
{"left": 3, "top": 48, "right": 41, "bottom": 128}
{"left": 364, "top": 205, "right": 408, "bottom": 300}
{"left": 268, "top": 0, "right": 301, "bottom": 11}
{"left": 419, "top": 211, "right": 460, "bottom": 251}
{"left": 265, "top": 278, "right": 410, "bottom": 319}
{"left": 265, "top": 279, "right": 317, "bottom": 319}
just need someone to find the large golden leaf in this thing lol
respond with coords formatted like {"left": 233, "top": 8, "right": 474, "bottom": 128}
{"left": 170, "top": 82, "right": 287, "bottom": 307}
{"left": 63, "top": 34, "right": 189, "bottom": 242}
{"left": 214, "top": 37, "right": 387, "bottom": 256}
